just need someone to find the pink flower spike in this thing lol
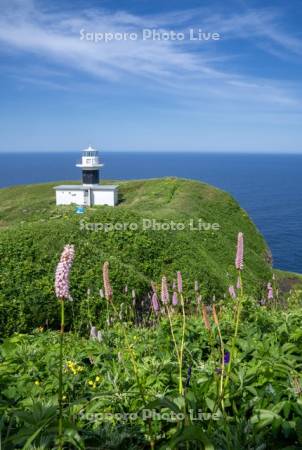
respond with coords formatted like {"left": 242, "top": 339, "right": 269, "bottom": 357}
{"left": 151, "top": 292, "right": 160, "bottom": 313}
{"left": 267, "top": 282, "right": 274, "bottom": 300}
{"left": 235, "top": 232, "right": 244, "bottom": 270}
{"left": 102, "top": 261, "right": 113, "bottom": 300}
{"left": 55, "top": 244, "right": 75, "bottom": 300}
{"left": 172, "top": 291, "right": 178, "bottom": 306}
{"left": 161, "top": 276, "right": 169, "bottom": 304}
{"left": 177, "top": 271, "right": 182, "bottom": 294}
{"left": 229, "top": 285, "right": 236, "bottom": 299}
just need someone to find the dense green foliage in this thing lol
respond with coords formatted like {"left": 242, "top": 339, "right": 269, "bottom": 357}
{"left": 0, "top": 178, "right": 272, "bottom": 335}
{"left": 1, "top": 177, "right": 302, "bottom": 449}
{"left": 1, "top": 300, "right": 302, "bottom": 449}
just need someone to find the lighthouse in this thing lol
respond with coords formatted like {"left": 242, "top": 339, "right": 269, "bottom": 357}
{"left": 54, "top": 146, "right": 118, "bottom": 207}
{"left": 76, "top": 145, "right": 103, "bottom": 185}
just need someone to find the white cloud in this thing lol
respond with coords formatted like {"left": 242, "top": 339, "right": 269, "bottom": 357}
{"left": 0, "top": 0, "right": 301, "bottom": 109}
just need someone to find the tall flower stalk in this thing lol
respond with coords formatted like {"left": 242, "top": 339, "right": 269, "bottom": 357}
{"left": 226, "top": 232, "right": 244, "bottom": 387}
{"left": 151, "top": 292, "right": 160, "bottom": 314}
{"left": 103, "top": 261, "right": 113, "bottom": 324}
{"left": 103, "top": 261, "right": 113, "bottom": 301}
{"left": 55, "top": 244, "right": 75, "bottom": 449}
{"left": 161, "top": 276, "right": 169, "bottom": 304}
{"left": 267, "top": 282, "right": 274, "bottom": 301}
{"left": 202, "top": 304, "right": 211, "bottom": 331}
{"left": 160, "top": 273, "right": 186, "bottom": 395}
{"left": 177, "top": 271, "right": 186, "bottom": 396}
{"left": 212, "top": 305, "right": 225, "bottom": 411}
{"left": 228, "top": 285, "right": 236, "bottom": 299}
{"left": 235, "top": 232, "right": 244, "bottom": 271}
{"left": 161, "top": 276, "right": 180, "bottom": 369}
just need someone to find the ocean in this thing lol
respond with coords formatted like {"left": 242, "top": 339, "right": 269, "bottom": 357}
{"left": 0, "top": 152, "right": 301, "bottom": 274}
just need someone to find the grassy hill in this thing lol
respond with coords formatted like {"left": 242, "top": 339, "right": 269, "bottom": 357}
{"left": 3, "top": 178, "right": 302, "bottom": 450}
{"left": 0, "top": 177, "right": 273, "bottom": 335}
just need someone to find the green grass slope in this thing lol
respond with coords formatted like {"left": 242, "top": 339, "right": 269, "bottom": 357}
{"left": 0, "top": 178, "right": 272, "bottom": 335}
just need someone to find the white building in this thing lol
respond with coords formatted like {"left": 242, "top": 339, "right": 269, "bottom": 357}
{"left": 54, "top": 146, "right": 118, "bottom": 207}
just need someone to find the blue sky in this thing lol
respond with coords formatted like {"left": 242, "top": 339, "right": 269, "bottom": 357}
{"left": 1, "top": 0, "right": 302, "bottom": 152}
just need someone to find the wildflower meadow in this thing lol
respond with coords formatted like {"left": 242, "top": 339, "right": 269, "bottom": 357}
{"left": 1, "top": 230, "right": 302, "bottom": 449}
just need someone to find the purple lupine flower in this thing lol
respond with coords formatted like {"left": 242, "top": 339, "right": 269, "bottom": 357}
{"left": 55, "top": 244, "right": 75, "bottom": 300}
{"left": 260, "top": 298, "right": 266, "bottom": 306}
{"left": 177, "top": 271, "right": 182, "bottom": 294}
{"left": 151, "top": 292, "right": 160, "bottom": 313}
{"left": 267, "top": 282, "right": 274, "bottom": 300}
{"left": 229, "top": 285, "right": 236, "bottom": 299}
{"left": 224, "top": 351, "right": 230, "bottom": 364}
{"left": 235, "top": 232, "right": 244, "bottom": 270}
{"left": 236, "top": 276, "right": 241, "bottom": 290}
{"left": 102, "top": 261, "right": 112, "bottom": 300}
{"left": 172, "top": 291, "right": 178, "bottom": 306}
{"left": 161, "top": 276, "right": 169, "bottom": 304}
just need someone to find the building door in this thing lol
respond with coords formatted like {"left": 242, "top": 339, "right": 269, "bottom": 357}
{"left": 83, "top": 189, "right": 90, "bottom": 206}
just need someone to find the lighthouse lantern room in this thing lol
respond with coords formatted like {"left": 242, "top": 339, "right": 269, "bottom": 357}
{"left": 76, "top": 146, "right": 103, "bottom": 185}
{"left": 54, "top": 146, "right": 118, "bottom": 207}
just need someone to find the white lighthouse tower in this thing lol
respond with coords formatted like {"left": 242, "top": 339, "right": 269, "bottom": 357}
{"left": 54, "top": 146, "right": 118, "bottom": 207}
{"left": 76, "top": 145, "right": 103, "bottom": 185}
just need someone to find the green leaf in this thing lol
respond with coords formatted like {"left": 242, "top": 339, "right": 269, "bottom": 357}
{"left": 251, "top": 409, "right": 282, "bottom": 430}
{"left": 144, "top": 397, "right": 181, "bottom": 415}
{"left": 205, "top": 397, "right": 215, "bottom": 412}
{"left": 160, "top": 425, "right": 214, "bottom": 450}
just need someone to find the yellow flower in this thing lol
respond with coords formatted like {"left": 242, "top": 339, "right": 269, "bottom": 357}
{"left": 88, "top": 380, "right": 94, "bottom": 386}
{"left": 34, "top": 380, "right": 40, "bottom": 385}
{"left": 66, "top": 360, "right": 84, "bottom": 375}
{"left": 62, "top": 395, "right": 67, "bottom": 400}
{"left": 95, "top": 376, "right": 101, "bottom": 382}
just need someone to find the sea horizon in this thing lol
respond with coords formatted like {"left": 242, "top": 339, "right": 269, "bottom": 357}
{"left": 1, "top": 150, "right": 302, "bottom": 155}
